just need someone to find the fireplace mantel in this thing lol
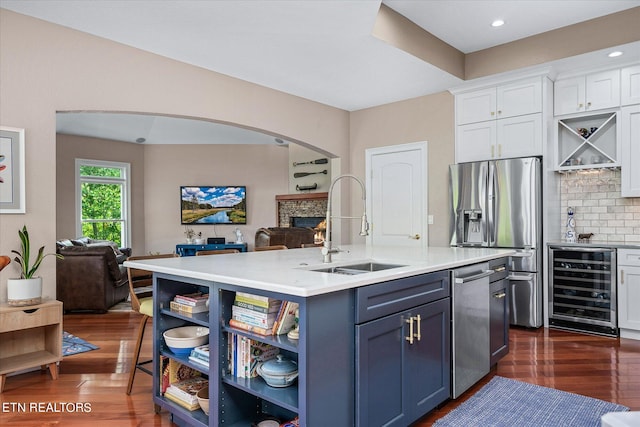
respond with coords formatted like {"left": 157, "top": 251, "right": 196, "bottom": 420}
{"left": 276, "top": 192, "right": 328, "bottom": 227}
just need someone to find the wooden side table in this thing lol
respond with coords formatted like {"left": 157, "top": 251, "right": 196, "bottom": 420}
{"left": 0, "top": 300, "right": 62, "bottom": 392}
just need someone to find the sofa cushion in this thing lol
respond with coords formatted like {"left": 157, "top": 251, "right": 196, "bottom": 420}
{"left": 139, "top": 297, "right": 154, "bottom": 317}
{"left": 57, "top": 239, "right": 74, "bottom": 247}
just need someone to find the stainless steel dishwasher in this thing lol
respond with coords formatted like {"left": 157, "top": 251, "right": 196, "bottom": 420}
{"left": 452, "top": 262, "right": 493, "bottom": 398}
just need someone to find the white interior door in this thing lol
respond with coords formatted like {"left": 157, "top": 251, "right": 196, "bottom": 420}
{"left": 366, "top": 141, "right": 427, "bottom": 248}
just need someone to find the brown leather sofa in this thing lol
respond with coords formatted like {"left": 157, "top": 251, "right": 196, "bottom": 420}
{"left": 254, "top": 227, "right": 315, "bottom": 249}
{"left": 56, "top": 243, "right": 131, "bottom": 313}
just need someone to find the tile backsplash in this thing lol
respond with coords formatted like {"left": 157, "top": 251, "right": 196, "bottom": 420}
{"left": 560, "top": 169, "right": 640, "bottom": 244}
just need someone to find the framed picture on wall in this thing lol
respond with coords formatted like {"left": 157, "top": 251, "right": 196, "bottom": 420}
{"left": 0, "top": 126, "right": 26, "bottom": 214}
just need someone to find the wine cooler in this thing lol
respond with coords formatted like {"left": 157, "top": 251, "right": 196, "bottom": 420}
{"left": 549, "top": 246, "right": 617, "bottom": 336}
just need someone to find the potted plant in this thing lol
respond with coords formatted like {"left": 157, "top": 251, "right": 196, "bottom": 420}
{"left": 7, "top": 225, "right": 63, "bottom": 306}
{"left": 184, "top": 226, "right": 196, "bottom": 244}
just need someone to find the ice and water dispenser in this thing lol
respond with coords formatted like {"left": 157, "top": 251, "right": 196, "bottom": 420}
{"left": 463, "top": 209, "right": 483, "bottom": 244}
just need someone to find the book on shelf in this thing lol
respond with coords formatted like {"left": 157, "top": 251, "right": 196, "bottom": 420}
{"left": 233, "top": 298, "right": 282, "bottom": 314}
{"left": 188, "top": 355, "right": 209, "bottom": 369}
{"left": 174, "top": 292, "right": 209, "bottom": 306}
{"left": 166, "top": 376, "right": 208, "bottom": 404}
{"left": 227, "top": 332, "right": 279, "bottom": 378}
{"left": 234, "top": 292, "right": 281, "bottom": 309}
{"left": 192, "top": 344, "right": 209, "bottom": 358}
{"left": 189, "top": 344, "right": 209, "bottom": 367}
{"left": 232, "top": 307, "right": 277, "bottom": 328}
{"left": 170, "top": 300, "right": 208, "bottom": 314}
{"left": 229, "top": 318, "right": 274, "bottom": 336}
{"left": 275, "top": 301, "right": 299, "bottom": 336}
{"left": 163, "top": 390, "right": 201, "bottom": 411}
{"left": 160, "top": 357, "right": 202, "bottom": 395}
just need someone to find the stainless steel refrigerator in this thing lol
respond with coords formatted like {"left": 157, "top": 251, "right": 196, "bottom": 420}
{"left": 449, "top": 157, "right": 542, "bottom": 328}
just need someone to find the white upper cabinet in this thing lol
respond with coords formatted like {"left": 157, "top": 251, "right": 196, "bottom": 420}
{"left": 457, "top": 113, "right": 542, "bottom": 163}
{"left": 456, "top": 88, "right": 496, "bottom": 125}
{"left": 497, "top": 79, "right": 543, "bottom": 119}
{"left": 456, "top": 77, "right": 542, "bottom": 125}
{"left": 621, "top": 65, "right": 640, "bottom": 106}
{"left": 554, "top": 69, "right": 620, "bottom": 116}
{"left": 454, "top": 76, "right": 545, "bottom": 163}
{"left": 620, "top": 105, "right": 640, "bottom": 197}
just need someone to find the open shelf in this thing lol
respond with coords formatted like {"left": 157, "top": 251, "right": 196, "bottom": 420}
{"left": 221, "top": 374, "right": 299, "bottom": 412}
{"left": 556, "top": 111, "right": 619, "bottom": 171}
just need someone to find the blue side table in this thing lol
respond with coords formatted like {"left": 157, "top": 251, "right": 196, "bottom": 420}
{"left": 176, "top": 243, "right": 248, "bottom": 257}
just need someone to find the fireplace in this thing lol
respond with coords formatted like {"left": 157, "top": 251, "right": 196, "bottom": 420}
{"left": 276, "top": 193, "right": 328, "bottom": 243}
{"left": 290, "top": 216, "right": 324, "bottom": 228}
{"left": 290, "top": 216, "right": 326, "bottom": 243}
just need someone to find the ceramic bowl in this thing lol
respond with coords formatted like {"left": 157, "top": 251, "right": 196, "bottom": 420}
{"left": 163, "top": 326, "right": 209, "bottom": 355}
{"left": 256, "top": 355, "right": 298, "bottom": 388}
{"left": 196, "top": 387, "right": 209, "bottom": 415}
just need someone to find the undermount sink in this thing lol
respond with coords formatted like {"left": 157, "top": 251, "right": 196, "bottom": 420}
{"left": 310, "top": 262, "right": 406, "bottom": 275}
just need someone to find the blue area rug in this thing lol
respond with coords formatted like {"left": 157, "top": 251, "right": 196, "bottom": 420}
{"left": 434, "top": 376, "right": 628, "bottom": 427}
{"left": 62, "top": 331, "right": 99, "bottom": 357}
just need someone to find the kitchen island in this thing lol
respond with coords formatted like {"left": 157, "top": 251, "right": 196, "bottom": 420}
{"left": 125, "top": 245, "right": 514, "bottom": 427}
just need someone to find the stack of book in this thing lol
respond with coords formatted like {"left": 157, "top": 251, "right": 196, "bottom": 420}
{"left": 228, "top": 292, "right": 299, "bottom": 336}
{"left": 189, "top": 344, "right": 209, "bottom": 369}
{"left": 164, "top": 376, "right": 208, "bottom": 411}
{"left": 170, "top": 291, "right": 209, "bottom": 315}
{"left": 228, "top": 332, "right": 279, "bottom": 378}
{"left": 160, "top": 358, "right": 207, "bottom": 411}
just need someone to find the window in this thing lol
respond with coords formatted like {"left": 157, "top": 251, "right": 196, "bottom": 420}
{"left": 76, "top": 159, "right": 130, "bottom": 247}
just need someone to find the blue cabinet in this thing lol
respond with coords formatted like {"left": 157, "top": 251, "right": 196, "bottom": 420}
{"left": 355, "top": 272, "right": 451, "bottom": 427}
{"left": 176, "top": 243, "right": 247, "bottom": 256}
{"left": 152, "top": 274, "right": 354, "bottom": 427}
{"left": 152, "top": 270, "right": 451, "bottom": 427}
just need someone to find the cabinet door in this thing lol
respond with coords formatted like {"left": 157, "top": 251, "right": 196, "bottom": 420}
{"left": 355, "top": 312, "right": 407, "bottom": 427}
{"left": 621, "top": 105, "right": 640, "bottom": 197}
{"left": 456, "top": 88, "right": 496, "bottom": 125}
{"left": 618, "top": 250, "right": 640, "bottom": 332}
{"left": 586, "top": 69, "right": 620, "bottom": 111}
{"left": 554, "top": 76, "right": 585, "bottom": 116}
{"left": 497, "top": 113, "right": 543, "bottom": 158}
{"left": 621, "top": 65, "right": 640, "bottom": 106}
{"left": 406, "top": 298, "right": 450, "bottom": 423}
{"left": 355, "top": 299, "right": 450, "bottom": 427}
{"left": 456, "top": 121, "right": 496, "bottom": 163}
{"left": 490, "top": 279, "right": 509, "bottom": 366}
{"left": 497, "top": 78, "right": 542, "bottom": 119}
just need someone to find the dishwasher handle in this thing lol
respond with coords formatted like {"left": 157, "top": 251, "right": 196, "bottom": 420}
{"left": 455, "top": 269, "right": 494, "bottom": 284}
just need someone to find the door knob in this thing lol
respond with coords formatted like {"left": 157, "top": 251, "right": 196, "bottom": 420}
{"left": 409, "top": 234, "right": 420, "bottom": 240}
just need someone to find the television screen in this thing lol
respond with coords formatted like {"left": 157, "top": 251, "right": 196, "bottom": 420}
{"left": 181, "top": 186, "right": 247, "bottom": 224}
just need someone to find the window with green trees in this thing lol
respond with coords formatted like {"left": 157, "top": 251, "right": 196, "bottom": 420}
{"left": 76, "top": 160, "right": 130, "bottom": 247}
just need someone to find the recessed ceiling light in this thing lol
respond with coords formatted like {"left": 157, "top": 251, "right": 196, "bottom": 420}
{"left": 135, "top": 137, "right": 146, "bottom": 143}
{"left": 608, "top": 51, "right": 623, "bottom": 58}
{"left": 491, "top": 19, "right": 504, "bottom": 27}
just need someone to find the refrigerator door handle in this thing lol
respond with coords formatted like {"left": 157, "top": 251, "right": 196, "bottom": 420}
{"left": 487, "top": 162, "right": 496, "bottom": 247}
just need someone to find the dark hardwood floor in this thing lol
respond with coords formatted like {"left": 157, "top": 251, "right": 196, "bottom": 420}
{"left": 0, "top": 311, "right": 638, "bottom": 426}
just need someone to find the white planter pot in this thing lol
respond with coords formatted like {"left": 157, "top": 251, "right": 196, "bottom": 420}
{"left": 7, "top": 277, "right": 42, "bottom": 306}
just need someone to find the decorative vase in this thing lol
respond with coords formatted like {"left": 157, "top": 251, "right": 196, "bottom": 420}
{"left": 7, "top": 277, "right": 43, "bottom": 306}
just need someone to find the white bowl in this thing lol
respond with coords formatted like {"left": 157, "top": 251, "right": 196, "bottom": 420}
{"left": 196, "top": 387, "right": 209, "bottom": 415}
{"left": 163, "top": 326, "right": 209, "bottom": 355}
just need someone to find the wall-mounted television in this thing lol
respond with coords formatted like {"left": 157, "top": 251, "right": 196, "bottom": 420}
{"left": 181, "top": 186, "right": 247, "bottom": 225}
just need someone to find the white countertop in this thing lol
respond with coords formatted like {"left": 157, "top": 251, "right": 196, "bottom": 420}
{"left": 547, "top": 240, "right": 640, "bottom": 249}
{"left": 124, "top": 245, "right": 515, "bottom": 297}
